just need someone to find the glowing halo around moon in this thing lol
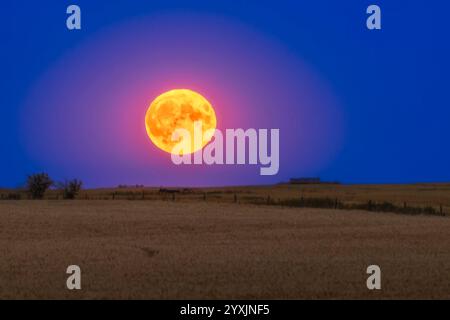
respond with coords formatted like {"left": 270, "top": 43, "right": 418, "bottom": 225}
{"left": 145, "top": 89, "right": 217, "bottom": 155}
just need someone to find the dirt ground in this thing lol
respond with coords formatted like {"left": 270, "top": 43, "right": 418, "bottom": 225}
{"left": 0, "top": 200, "right": 449, "bottom": 299}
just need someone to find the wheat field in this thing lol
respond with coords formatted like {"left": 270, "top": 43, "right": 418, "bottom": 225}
{"left": 0, "top": 193, "right": 449, "bottom": 299}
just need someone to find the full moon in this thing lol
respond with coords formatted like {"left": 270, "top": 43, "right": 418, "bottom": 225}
{"left": 145, "top": 89, "right": 217, "bottom": 155}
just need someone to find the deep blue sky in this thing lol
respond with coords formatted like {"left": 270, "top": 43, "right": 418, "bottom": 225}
{"left": 2, "top": 1, "right": 450, "bottom": 187}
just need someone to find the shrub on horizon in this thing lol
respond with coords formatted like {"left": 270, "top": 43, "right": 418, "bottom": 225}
{"left": 58, "top": 179, "right": 83, "bottom": 199}
{"left": 26, "top": 173, "right": 53, "bottom": 199}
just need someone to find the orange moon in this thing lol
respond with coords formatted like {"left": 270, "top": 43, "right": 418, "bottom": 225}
{"left": 145, "top": 89, "right": 217, "bottom": 154}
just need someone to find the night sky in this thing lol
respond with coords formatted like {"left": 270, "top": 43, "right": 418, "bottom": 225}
{"left": 2, "top": 1, "right": 449, "bottom": 187}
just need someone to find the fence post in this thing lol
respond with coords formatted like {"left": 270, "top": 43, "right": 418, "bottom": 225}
{"left": 440, "top": 205, "right": 443, "bottom": 216}
{"left": 234, "top": 193, "right": 237, "bottom": 203}
{"left": 203, "top": 193, "right": 206, "bottom": 201}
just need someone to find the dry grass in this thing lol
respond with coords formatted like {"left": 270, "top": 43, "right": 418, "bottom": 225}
{"left": 3, "top": 182, "right": 450, "bottom": 204}
{"left": 0, "top": 199, "right": 449, "bottom": 299}
{"left": 4, "top": 183, "right": 450, "bottom": 213}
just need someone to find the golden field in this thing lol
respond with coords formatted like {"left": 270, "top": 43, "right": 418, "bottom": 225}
{"left": 3, "top": 182, "right": 450, "bottom": 210}
{"left": 0, "top": 183, "right": 449, "bottom": 299}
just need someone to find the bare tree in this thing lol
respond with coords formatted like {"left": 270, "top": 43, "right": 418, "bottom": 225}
{"left": 26, "top": 173, "right": 53, "bottom": 199}
{"left": 58, "top": 179, "right": 83, "bottom": 199}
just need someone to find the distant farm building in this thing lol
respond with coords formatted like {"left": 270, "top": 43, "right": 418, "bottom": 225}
{"left": 289, "top": 177, "right": 340, "bottom": 185}
{"left": 289, "top": 177, "right": 321, "bottom": 184}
